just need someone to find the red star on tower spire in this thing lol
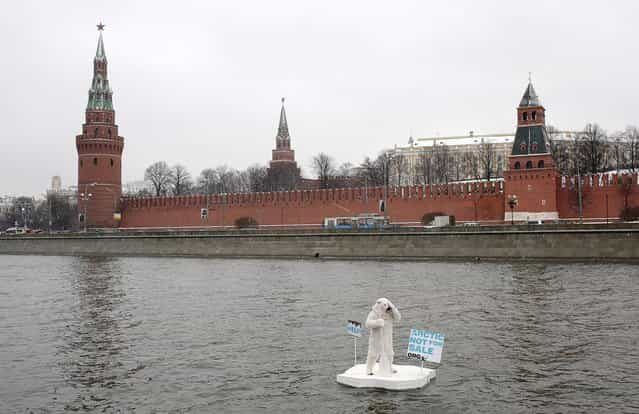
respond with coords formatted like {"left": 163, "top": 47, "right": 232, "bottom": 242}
{"left": 97, "top": 22, "right": 105, "bottom": 31}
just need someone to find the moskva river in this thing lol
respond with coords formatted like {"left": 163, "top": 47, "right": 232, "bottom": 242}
{"left": 1, "top": 255, "right": 638, "bottom": 413}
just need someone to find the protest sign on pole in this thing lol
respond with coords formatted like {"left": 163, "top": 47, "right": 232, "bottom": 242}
{"left": 347, "top": 320, "right": 362, "bottom": 365}
{"left": 406, "top": 329, "right": 445, "bottom": 368}
{"left": 347, "top": 320, "right": 362, "bottom": 337}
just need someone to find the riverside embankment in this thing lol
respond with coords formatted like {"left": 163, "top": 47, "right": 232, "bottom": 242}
{"left": 2, "top": 225, "right": 639, "bottom": 261}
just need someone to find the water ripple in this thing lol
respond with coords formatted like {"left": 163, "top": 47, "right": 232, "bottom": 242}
{"left": 0, "top": 256, "right": 638, "bottom": 412}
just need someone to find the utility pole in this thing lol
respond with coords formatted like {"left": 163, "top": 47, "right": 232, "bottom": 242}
{"left": 383, "top": 153, "right": 394, "bottom": 218}
{"left": 48, "top": 194, "right": 52, "bottom": 233}
{"left": 576, "top": 158, "right": 583, "bottom": 224}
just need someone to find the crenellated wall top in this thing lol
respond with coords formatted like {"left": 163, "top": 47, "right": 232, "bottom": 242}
{"left": 559, "top": 172, "right": 639, "bottom": 190}
{"left": 120, "top": 182, "right": 504, "bottom": 209}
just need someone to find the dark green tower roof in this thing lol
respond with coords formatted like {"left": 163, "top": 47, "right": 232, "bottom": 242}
{"left": 519, "top": 81, "right": 540, "bottom": 107}
{"left": 511, "top": 125, "right": 549, "bottom": 155}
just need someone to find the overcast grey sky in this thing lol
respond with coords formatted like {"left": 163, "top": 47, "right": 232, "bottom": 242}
{"left": 1, "top": 0, "right": 637, "bottom": 195}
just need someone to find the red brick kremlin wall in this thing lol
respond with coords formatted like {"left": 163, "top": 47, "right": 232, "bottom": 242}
{"left": 557, "top": 172, "right": 639, "bottom": 221}
{"left": 120, "top": 182, "right": 506, "bottom": 228}
{"left": 118, "top": 173, "right": 639, "bottom": 228}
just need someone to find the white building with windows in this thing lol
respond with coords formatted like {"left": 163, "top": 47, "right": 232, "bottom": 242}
{"left": 389, "top": 130, "right": 577, "bottom": 185}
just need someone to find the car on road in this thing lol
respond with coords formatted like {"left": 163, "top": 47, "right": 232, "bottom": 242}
{"left": 4, "top": 227, "right": 27, "bottom": 235}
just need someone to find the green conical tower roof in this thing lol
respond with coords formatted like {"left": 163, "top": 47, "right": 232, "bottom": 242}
{"left": 277, "top": 97, "right": 289, "bottom": 140}
{"left": 87, "top": 25, "right": 113, "bottom": 111}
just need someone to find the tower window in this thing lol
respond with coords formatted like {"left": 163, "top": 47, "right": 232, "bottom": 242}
{"left": 523, "top": 112, "right": 528, "bottom": 121}
{"left": 532, "top": 142, "right": 538, "bottom": 152}
{"left": 80, "top": 159, "right": 83, "bottom": 168}
{"left": 94, "top": 128, "right": 98, "bottom": 137}
{"left": 532, "top": 111, "right": 537, "bottom": 120}
{"left": 514, "top": 161, "right": 521, "bottom": 170}
{"left": 108, "top": 129, "right": 112, "bottom": 137}
{"left": 520, "top": 143, "right": 527, "bottom": 152}
{"left": 538, "top": 160, "right": 545, "bottom": 168}
{"left": 526, "top": 160, "right": 533, "bottom": 169}
{"left": 110, "top": 159, "right": 114, "bottom": 167}
{"left": 93, "top": 157, "right": 98, "bottom": 166}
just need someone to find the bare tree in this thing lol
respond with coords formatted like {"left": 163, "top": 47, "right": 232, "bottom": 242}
{"left": 171, "top": 164, "right": 193, "bottom": 195}
{"left": 391, "top": 154, "right": 409, "bottom": 186}
{"left": 4, "top": 197, "right": 36, "bottom": 229}
{"left": 330, "top": 162, "right": 359, "bottom": 188}
{"left": 609, "top": 133, "right": 626, "bottom": 172}
{"left": 623, "top": 126, "right": 639, "bottom": 172}
{"left": 451, "top": 153, "right": 464, "bottom": 181}
{"left": 144, "top": 161, "right": 174, "bottom": 196}
{"left": 478, "top": 141, "right": 497, "bottom": 180}
{"left": 577, "top": 123, "right": 608, "bottom": 174}
{"left": 197, "top": 168, "right": 218, "bottom": 194}
{"left": 415, "top": 148, "right": 433, "bottom": 184}
{"left": 461, "top": 150, "right": 480, "bottom": 180}
{"left": 312, "top": 152, "right": 336, "bottom": 189}
{"left": 246, "top": 164, "right": 268, "bottom": 192}
{"left": 216, "top": 166, "right": 236, "bottom": 193}
{"left": 433, "top": 144, "right": 450, "bottom": 184}
{"left": 337, "top": 162, "right": 354, "bottom": 178}
{"left": 357, "top": 156, "right": 384, "bottom": 186}
{"left": 546, "top": 126, "right": 573, "bottom": 175}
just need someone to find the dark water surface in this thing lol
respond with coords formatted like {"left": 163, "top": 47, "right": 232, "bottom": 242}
{"left": 1, "top": 255, "right": 638, "bottom": 413}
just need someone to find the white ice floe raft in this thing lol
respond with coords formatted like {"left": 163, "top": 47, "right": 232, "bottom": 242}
{"left": 336, "top": 363, "right": 436, "bottom": 390}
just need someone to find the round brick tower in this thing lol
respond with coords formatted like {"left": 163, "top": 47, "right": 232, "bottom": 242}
{"left": 76, "top": 24, "right": 124, "bottom": 229}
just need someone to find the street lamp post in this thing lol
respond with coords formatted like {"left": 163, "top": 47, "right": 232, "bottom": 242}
{"left": 14, "top": 202, "right": 31, "bottom": 231}
{"left": 383, "top": 153, "right": 394, "bottom": 218}
{"left": 79, "top": 182, "right": 96, "bottom": 232}
{"left": 21, "top": 206, "right": 27, "bottom": 231}
{"left": 205, "top": 176, "right": 210, "bottom": 227}
{"left": 508, "top": 194, "right": 518, "bottom": 225}
{"left": 572, "top": 134, "right": 584, "bottom": 224}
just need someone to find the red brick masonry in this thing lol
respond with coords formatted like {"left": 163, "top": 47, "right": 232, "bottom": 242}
{"left": 118, "top": 173, "right": 639, "bottom": 228}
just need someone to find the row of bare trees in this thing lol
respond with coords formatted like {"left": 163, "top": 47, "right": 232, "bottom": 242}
{"left": 311, "top": 143, "right": 501, "bottom": 190}
{"left": 138, "top": 123, "right": 639, "bottom": 197}
{"left": 411, "top": 142, "right": 501, "bottom": 185}
{"left": 311, "top": 144, "right": 502, "bottom": 190}
{"left": 549, "top": 124, "right": 639, "bottom": 175}
{"left": 1, "top": 194, "right": 76, "bottom": 231}
{"left": 141, "top": 162, "right": 271, "bottom": 197}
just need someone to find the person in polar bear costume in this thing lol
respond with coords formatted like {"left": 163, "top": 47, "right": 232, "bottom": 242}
{"left": 365, "top": 298, "right": 401, "bottom": 376}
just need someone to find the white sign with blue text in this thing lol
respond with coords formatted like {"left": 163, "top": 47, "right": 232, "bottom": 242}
{"left": 347, "top": 320, "right": 362, "bottom": 337}
{"left": 407, "top": 329, "right": 445, "bottom": 364}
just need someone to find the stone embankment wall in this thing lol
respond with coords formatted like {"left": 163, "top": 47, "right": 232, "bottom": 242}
{"left": 2, "top": 228, "right": 639, "bottom": 261}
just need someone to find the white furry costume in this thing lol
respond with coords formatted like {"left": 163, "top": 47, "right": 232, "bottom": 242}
{"left": 365, "top": 298, "right": 401, "bottom": 376}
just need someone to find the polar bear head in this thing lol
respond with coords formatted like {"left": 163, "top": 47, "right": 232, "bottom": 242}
{"left": 372, "top": 297, "right": 392, "bottom": 316}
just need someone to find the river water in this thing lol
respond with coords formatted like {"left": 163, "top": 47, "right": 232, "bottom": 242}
{"left": 1, "top": 255, "right": 638, "bottom": 413}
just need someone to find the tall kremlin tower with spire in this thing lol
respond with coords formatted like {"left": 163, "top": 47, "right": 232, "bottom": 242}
{"left": 76, "top": 23, "right": 124, "bottom": 228}
{"left": 266, "top": 98, "right": 300, "bottom": 190}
